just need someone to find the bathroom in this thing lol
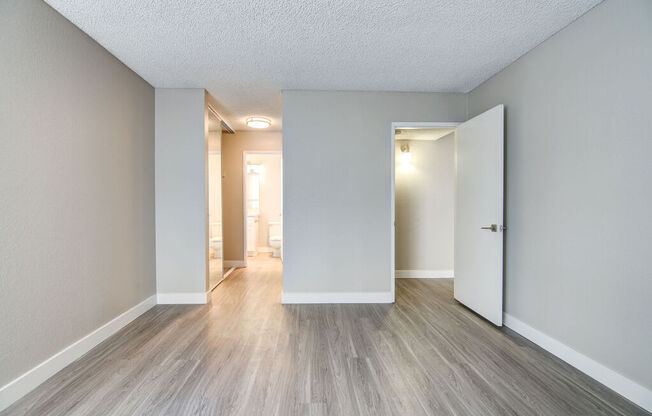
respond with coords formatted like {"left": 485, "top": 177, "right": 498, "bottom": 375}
{"left": 245, "top": 152, "right": 282, "bottom": 260}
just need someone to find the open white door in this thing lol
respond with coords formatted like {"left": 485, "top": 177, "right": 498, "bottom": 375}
{"left": 454, "top": 105, "right": 504, "bottom": 326}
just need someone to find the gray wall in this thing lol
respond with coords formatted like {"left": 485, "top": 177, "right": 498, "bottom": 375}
{"left": 155, "top": 89, "right": 208, "bottom": 295}
{"left": 395, "top": 134, "right": 454, "bottom": 272}
{"left": 0, "top": 0, "right": 155, "bottom": 387}
{"left": 468, "top": 0, "right": 652, "bottom": 390}
{"left": 282, "top": 91, "right": 466, "bottom": 294}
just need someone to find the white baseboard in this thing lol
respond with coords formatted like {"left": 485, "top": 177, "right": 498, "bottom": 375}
{"left": 0, "top": 295, "right": 157, "bottom": 412}
{"left": 224, "top": 260, "right": 246, "bottom": 268}
{"left": 256, "top": 246, "right": 273, "bottom": 253}
{"left": 504, "top": 313, "right": 652, "bottom": 412}
{"left": 281, "top": 291, "right": 393, "bottom": 304}
{"left": 396, "top": 269, "right": 454, "bottom": 278}
{"left": 156, "top": 292, "right": 207, "bottom": 304}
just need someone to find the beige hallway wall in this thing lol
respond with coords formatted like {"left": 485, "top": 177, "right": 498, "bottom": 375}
{"left": 222, "top": 132, "right": 282, "bottom": 262}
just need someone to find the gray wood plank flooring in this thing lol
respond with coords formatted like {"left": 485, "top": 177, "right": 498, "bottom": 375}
{"left": 2, "top": 254, "right": 648, "bottom": 415}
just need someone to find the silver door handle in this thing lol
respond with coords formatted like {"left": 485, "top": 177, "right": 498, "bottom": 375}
{"left": 481, "top": 224, "right": 507, "bottom": 232}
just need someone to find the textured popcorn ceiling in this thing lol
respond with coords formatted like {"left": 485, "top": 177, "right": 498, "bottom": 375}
{"left": 45, "top": 0, "right": 600, "bottom": 131}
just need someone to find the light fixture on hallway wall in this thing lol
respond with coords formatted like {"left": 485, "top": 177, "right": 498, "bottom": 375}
{"left": 400, "top": 143, "right": 412, "bottom": 164}
{"left": 246, "top": 117, "right": 271, "bottom": 129}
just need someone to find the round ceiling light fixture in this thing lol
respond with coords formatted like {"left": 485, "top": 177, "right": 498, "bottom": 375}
{"left": 246, "top": 117, "right": 271, "bottom": 129}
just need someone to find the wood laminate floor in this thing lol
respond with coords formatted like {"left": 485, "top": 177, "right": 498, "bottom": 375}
{"left": 2, "top": 254, "right": 647, "bottom": 415}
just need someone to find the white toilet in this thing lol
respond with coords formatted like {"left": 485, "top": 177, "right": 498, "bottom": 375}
{"left": 268, "top": 221, "right": 282, "bottom": 258}
{"left": 209, "top": 222, "right": 222, "bottom": 259}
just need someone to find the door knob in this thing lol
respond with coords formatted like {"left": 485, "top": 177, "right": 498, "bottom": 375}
{"left": 481, "top": 224, "right": 498, "bottom": 232}
{"left": 481, "top": 224, "right": 507, "bottom": 232}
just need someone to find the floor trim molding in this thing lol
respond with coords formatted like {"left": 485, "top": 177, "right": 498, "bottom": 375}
{"left": 157, "top": 292, "right": 208, "bottom": 304}
{"left": 504, "top": 313, "right": 652, "bottom": 412}
{"left": 224, "top": 260, "right": 246, "bottom": 268}
{"left": 0, "top": 295, "right": 157, "bottom": 412}
{"left": 281, "top": 291, "right": 393, "bottom": 304}
{"left": 396, "top": 269, "right": 454, "bottom": 278}
{"left": 223, "top": 267, "right": 236, "bottom": 279}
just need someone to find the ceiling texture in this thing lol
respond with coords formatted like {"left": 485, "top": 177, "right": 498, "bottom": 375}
{"left": 45, "top": 0, "right": 600, "bottom": 131}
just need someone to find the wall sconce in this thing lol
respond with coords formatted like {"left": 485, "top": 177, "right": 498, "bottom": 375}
{"left": 399, "top": 143, "right": 412, "bottom": 164}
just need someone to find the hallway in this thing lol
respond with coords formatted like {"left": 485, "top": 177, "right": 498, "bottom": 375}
{"left": 2, "top": 254, "right": 646, "bottom": 415}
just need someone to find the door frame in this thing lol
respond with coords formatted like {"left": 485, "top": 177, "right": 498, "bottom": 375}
{"left": 390, "top": 122, "right": 460, "bottom": 302}
{"left": 242, "top": 151, "right": 283, "bottom": 265}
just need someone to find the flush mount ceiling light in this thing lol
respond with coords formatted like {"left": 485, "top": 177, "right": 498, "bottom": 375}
{"left": 246, "top": 117, "right": 271, "bottom": 129}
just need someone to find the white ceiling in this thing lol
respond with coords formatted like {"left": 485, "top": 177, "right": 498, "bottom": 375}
{"left": 45, "top": 0, "right": 600, "bottom": 131}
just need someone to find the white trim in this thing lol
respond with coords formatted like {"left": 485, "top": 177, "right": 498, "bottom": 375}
{"left": 504, "top": 313, "right": 652, "bottom": 412}
{"left": 396, "top": 269, "right": 454, "bottom": 278}
{"left": 156, "top": 292, "right": 208, "bottom": 304}
{"left": 281, "top": 291, "right": 393, "bottom": 304}
{"left": 0, "top": 295, "right": 157, "bottom": 412}
{"left": 390, "top": 121, "right": 461, "bottom": 305}
{"left": 223, "top": 267, "right": 236, "bottom": 279}
{"left": 223, "top": 260, "right": 246, "bottom": 268}
{"left": 206, "top": 103, "right": 234, "bottom": 133}
{"left": 256, "top": 246, "right": 273, "bottom": 253}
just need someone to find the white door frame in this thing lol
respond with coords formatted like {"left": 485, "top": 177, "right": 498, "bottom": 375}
{"left": 390, "top": 122, "right": 460, "bottom": 302}
{"left": 242, "top": 151, "right": 283, "bottom": 265}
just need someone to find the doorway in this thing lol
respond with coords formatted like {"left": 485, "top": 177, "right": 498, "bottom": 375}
{"left": 391, "top": 122, "right": 459, "bottom": 302}
{"left": 391, "top": 106, "right": 505, "bottom": 325}
{"left": 394, "top": 125, "right": 457, "bottom": 281}
{"left": 243, "top": 151, "right": 283, "bottom": 263}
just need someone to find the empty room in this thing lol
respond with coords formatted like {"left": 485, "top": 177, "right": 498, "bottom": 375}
{"left": 1, "top": 0, "right": 650, "bottom": 415}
